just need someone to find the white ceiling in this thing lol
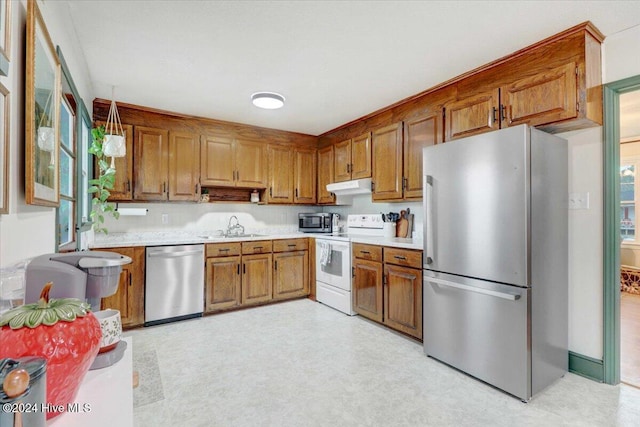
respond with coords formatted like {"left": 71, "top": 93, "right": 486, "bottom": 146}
{"left": 65, "top": 1, "right": 640, "bottom": 136}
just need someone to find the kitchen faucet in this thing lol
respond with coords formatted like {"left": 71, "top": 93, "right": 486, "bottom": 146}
{"left": 226, "top": 215, "right": 244, "bottom": 236}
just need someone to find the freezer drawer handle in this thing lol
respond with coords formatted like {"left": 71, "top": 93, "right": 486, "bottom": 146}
{"left": 148, "top": 249, "right": 203, "bottom": 258}
{"left": 427, "top": 277, "right": 521, "bottom": 301}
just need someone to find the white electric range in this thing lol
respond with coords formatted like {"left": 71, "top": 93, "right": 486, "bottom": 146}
{"left": 315, "top": 214, "right": 385, "bottom": 315}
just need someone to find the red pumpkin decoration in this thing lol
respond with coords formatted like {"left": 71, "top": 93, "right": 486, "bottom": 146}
{"left": 0, "top": 283, "right": 101, "bottom": 419}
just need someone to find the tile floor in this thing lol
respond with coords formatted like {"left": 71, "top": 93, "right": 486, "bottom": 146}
{"left": 126, "top": 299, "right": 640, "bottom": 427}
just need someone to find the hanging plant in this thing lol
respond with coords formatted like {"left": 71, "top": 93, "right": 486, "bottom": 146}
{"left": 88, "top": 125, "right": 119, "bottom": 234}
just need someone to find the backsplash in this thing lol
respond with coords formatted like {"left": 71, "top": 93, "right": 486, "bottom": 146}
{"left": 324, "top": 194, "right": 423, "bottom": 239}
{"left": 100, "top": 202, "right": 323, "bottom": 234}
{"left": 98, "top": 196, "right": 423, "bottom": 239}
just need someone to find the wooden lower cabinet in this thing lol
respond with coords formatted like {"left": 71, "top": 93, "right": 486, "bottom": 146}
{"left": 352, "top": 244, "right": 423, "bottom": 340}
{"left": 242, "top": 253, "right": 273, "bottom": 305}
{"left": 99, "top": 246, "right": 145, "bottom": 328}
{"left": 352, "top": 258, "right": 383, "bottom": 323}
{"left": 384, "top": 264, "right": 422, "bottom": 339}
{"left": 273, "top": 250, "right": 309, "bottom": 300}
{"left": 205, "top": 255, "right": 241, "bottom": 312}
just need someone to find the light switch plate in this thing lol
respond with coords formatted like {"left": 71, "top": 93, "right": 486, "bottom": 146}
{"left": 161, "top": 213, "right": 169, "bottom": 224}
{"left": 569, "top": 192, "right": 590, "bottom": 210}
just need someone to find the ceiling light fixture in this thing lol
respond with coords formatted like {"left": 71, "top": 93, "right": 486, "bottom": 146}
{"left": 251, "top": 92, "right": 285, "bottom": 109}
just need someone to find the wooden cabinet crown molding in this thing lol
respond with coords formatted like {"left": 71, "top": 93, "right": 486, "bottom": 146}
{"left": 319, "top": 21, "right": 603, "bottom": 146}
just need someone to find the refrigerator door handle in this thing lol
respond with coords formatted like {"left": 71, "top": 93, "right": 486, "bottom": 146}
{"left": 426, "top": 277, "right": 521, "bottom": 301}
{"left": 424, "top": 175, "right": 434, "bottom": 264}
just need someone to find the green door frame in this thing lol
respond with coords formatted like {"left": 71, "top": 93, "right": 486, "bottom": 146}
{"left": 603, "top": 74, "right": 640, "bottom": 385}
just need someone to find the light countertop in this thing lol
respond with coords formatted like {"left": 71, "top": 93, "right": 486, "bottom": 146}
{"left": 47, "top": 337, "right": 133, "bottom": 427}
{"left": 92, "top": 230, "right": 423, "bottom": 251}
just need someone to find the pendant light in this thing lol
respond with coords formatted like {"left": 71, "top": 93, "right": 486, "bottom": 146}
{"left": 103, "top": 87, "right": 126, "bottom": 169}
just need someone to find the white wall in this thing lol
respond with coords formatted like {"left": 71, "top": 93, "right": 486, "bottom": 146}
{"left": 0, "top": 0, "right": 94, "bottom": 267}
{"left": 560, "top": 23, "right": 640, "bottom": 360}
{"left": 563, "top": 127, "right": 604, "bottom": 358}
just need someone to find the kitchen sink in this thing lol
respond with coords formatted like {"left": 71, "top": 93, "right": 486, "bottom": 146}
{"left": 223, "top": 233, "right": 265, "bottom": 238}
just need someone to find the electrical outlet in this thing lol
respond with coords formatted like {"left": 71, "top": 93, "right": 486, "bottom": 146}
{"left": 568, "top": 192, "right": 590, "bottom": 210}
{"left": 161, "top": 213, "right": 169, "bottom": 224}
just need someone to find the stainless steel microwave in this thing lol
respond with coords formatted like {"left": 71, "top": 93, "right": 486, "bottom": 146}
{"left": 298, "top": 213, "right": 337, "bottom": 233}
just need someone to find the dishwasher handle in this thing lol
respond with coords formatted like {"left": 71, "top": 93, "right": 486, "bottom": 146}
{"left": 147, "top": 248, "right": 204, "bottom": 258}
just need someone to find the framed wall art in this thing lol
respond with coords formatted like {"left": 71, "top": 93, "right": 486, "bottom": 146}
{"left": 0, "top": 0, "right": 10, "bottom": 76}
{"left": 25, "top": 0, "right": 61, "bottom": 206}
{"left": 0, "top": 82, "right": 8, "bottom": 213}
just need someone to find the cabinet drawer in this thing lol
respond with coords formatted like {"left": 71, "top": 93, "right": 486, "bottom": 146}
{"left": 206, "top": 242, "right": 241, "bottom": 257}
{"left": 273, "top": 238, "right": 308, "bottom": 252}
{"left": 352, "top": 243, "right": 382, "bottom": 262}
{"left": 242, "top": 240, "right": 273, "bottom": 254}
{"left": 384, "top": 247, "right": 422, "bottom": 268}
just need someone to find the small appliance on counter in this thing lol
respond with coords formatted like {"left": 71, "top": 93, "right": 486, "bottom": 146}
{"left": 24, "top": 251, "right": 132, "bottom": 370}
{"left": 25, "top": 251, "right": 132, "bottom": 309}
{"left": 298, "top": 212, "right": 339, "bottom": 233}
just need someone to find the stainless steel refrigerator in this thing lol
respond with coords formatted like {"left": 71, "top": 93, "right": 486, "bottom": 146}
{"left": 422, "top": 124, "right": 567, "bottom": 401}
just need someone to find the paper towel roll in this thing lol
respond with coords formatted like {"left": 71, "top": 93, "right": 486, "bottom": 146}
{"left": 116, "top": 208, "right": 147, "bottom": 216}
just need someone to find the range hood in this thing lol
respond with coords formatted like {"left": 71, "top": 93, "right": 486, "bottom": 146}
{"left": 326, "top": 178, "right": 372, "bottom": 205}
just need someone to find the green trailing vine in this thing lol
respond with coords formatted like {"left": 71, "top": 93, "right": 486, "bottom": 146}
{"left": 88, "top": 125, "right": 119, "bottom": 234}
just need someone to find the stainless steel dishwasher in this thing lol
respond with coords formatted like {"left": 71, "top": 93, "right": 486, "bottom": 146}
{"left": 145, "top": 244, "right": 204, "bottom": 326}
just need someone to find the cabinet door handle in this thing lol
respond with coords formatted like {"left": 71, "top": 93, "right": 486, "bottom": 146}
{"left": 360, "top": 250, "right": 370, "bottom": 254}
{"left": 500, "top": 104, "right": 507, "bottom": 122}
{"left": 253, "top": 246, "right": 263, "bottom": 250}
{"left": 274, "top": 261, "right": 278, "bottom": 270}
{"left": 371, "top": 181, "right": 375, "bottom": 191}
{"left": 237, "top": 264, "right": 240, "bottom": 275}
{"left": 490, "top": 107, "right": 497, "bottom": 127}
{"left": 162, "top": 182, "right": 166, "bottom": 193}
{"left": 236, "top": 171, "right": 240, "bottom": 181}
{"left": 243, "top": 264, "right": 246, "bottom": 274}
{"left": 288, "top": 244, "right": 297, "bottom": 247}
{"left": 402, "top": 177, "right": 407, "bottom": 191}
{"left": 346, "top": 163, "right": 351, "bottom": 173}
{"left": 352, "top": 266, "right": 355, "bottom": 278}
{"left": 128, "top": 271, "right": 132, "bottom": 287}
{"left": 126, "top": 180, "right": 131, "bottom": 192}
{"left": 195, "top": 183, "right": 200, "bottom": 194}
{"left": 394, "top": 255, "right": 407, "bottom": 261}
{"left": 269, "top": 187, "right": 273, "bottom": 197}
{"left": 295, "top": 188, "right": 298, "bottom": 198}
{"left": 219, "top": 248, "right": 229, "bottom": 252}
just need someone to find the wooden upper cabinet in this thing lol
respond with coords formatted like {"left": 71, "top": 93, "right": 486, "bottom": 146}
{"left": 317, "top": 145, "right": 335, "bottom": 204}
{"left": 235, "top": 138, "right": 267, "bottom": 189}
{"left": 372, "top": 123, "right": 403, "bottom": 201}
{"left": 267, "top": 145, "right": 294, "bottom": 203}
{"left": 294, "top": 148, "right": 316, "bottom": 204}
{"left": 200, "top": 134, "right": 235, "bottom": 187}
{"left": 169, "top": 131, "right": 200, "bottom": 201}
{"left": 334, "top": 139, "right": 352, "bottom": 182}
{"left": 200, "top": 135, "right": 267, "bottom": 189}
{"left": 99, "top": 123, "right": 133, "bottom": 201}
{"left": 134, "top": 126, "right": 169, "bottom": 201}
{"left": 334, "top": 132, "right": 372, "bottom": 183}
{"left": 502, "top": 62, "right": 577, "bottom": 128}
{"left": 351, "top": 132, "right": 372, "bottom": 179}
{"left": 445, "top": 88, "right": 500, "bottom": 141}
{"left": 403, "top": 112, "right": 443, "bottom": 199}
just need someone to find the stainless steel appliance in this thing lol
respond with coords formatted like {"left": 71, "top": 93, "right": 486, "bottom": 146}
{"left": 145, "top": 244, "right": 204, "bottom": 326}
{"left": 315, "top": 214, "right": 385, "bottom": 315}
{"left": 299, "top": 212, "right": 338, "bottom": 233}
{"left": 422, "top": 124, "right": 568, "bottom": 401}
